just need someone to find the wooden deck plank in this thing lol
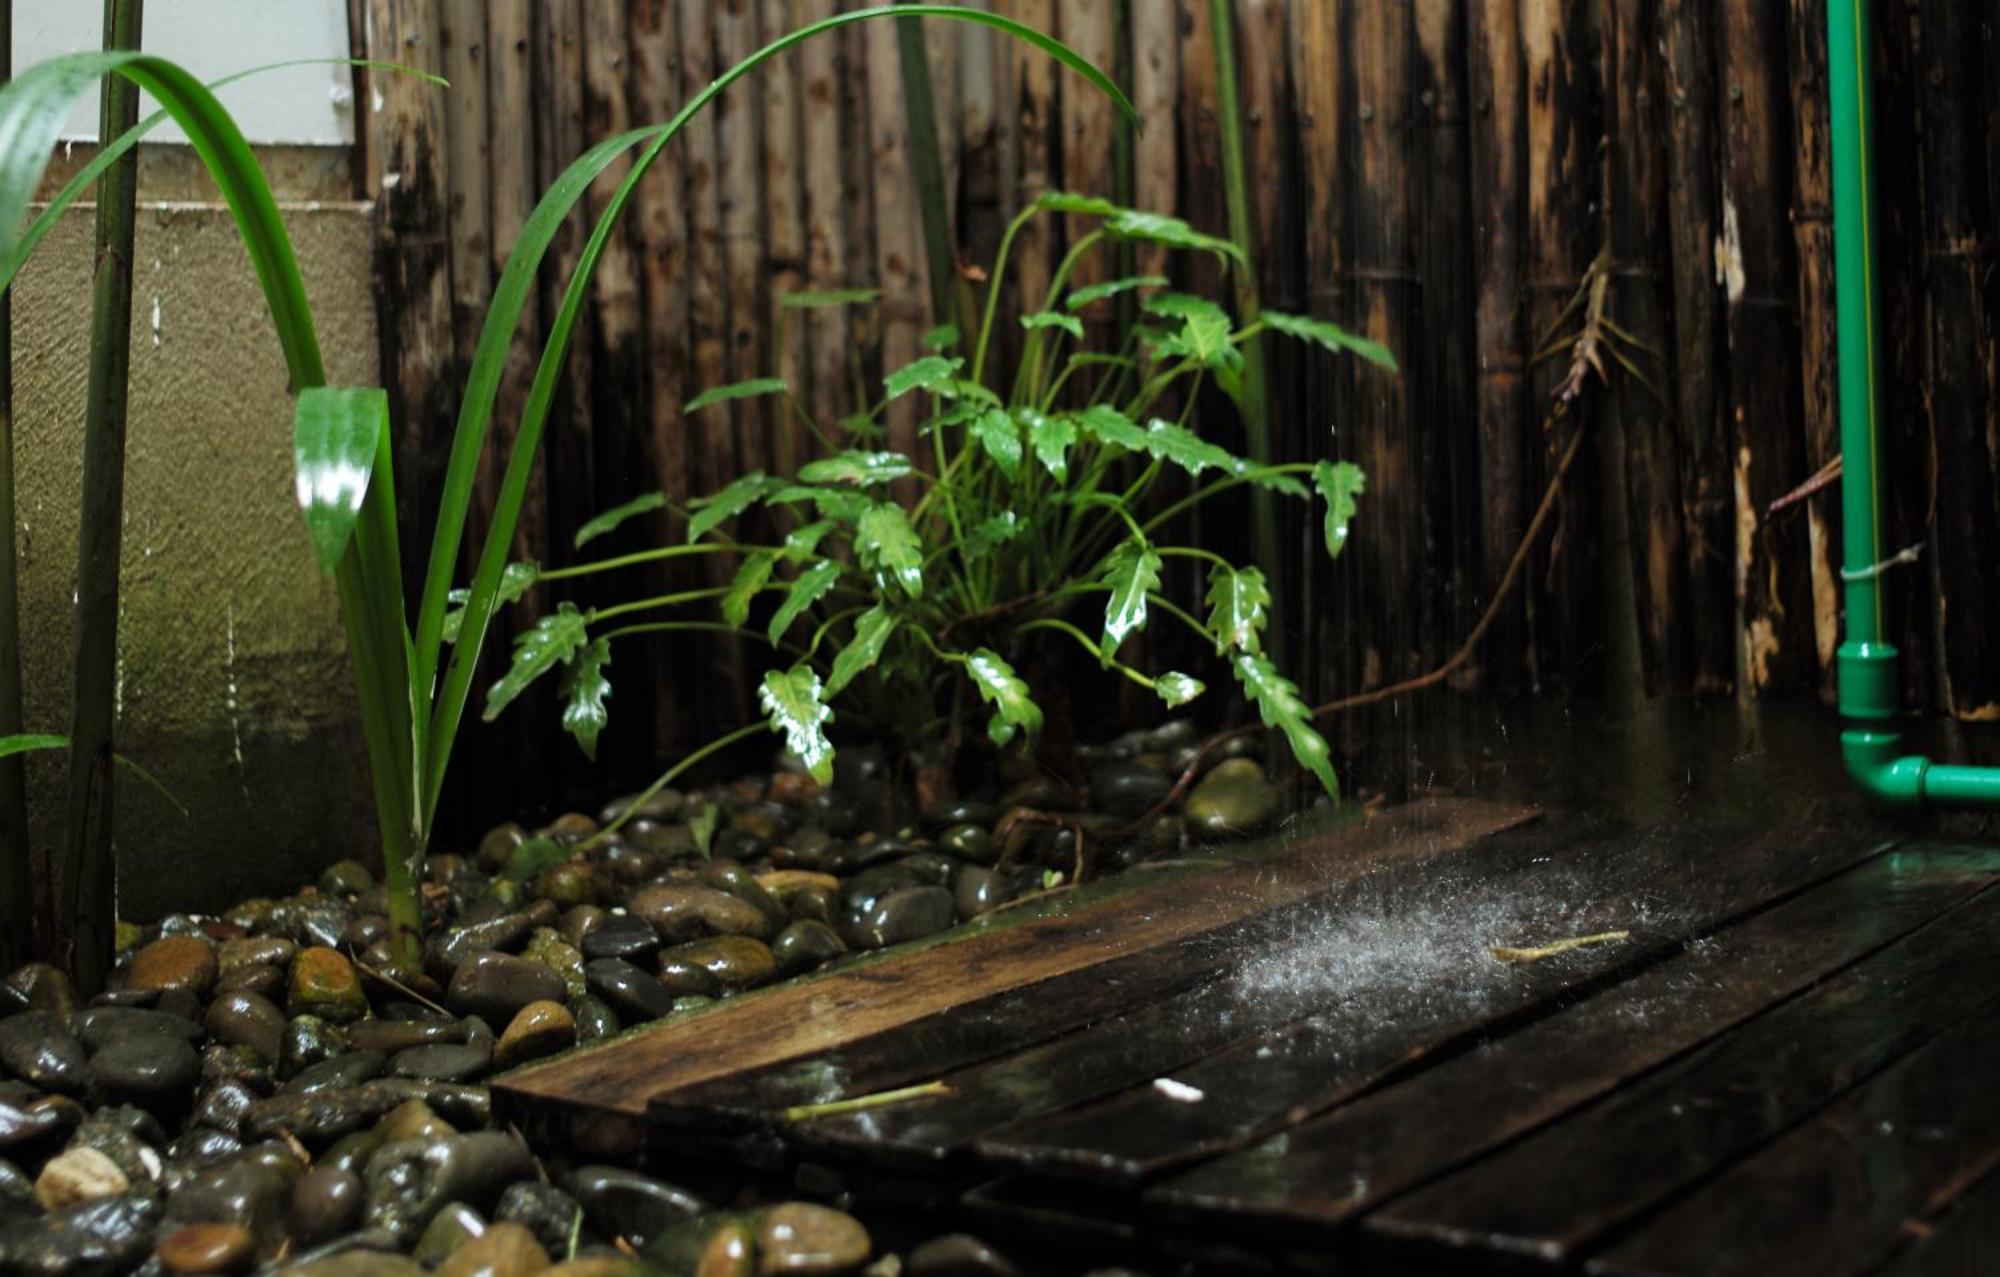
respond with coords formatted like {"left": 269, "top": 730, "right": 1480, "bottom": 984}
{"left": 497, "top": 797, "right": 1533, "bottom": 1122}
{"left": 659, "top": 817, "right": 1611, "bottom": 1154}
{"left": 1865, "top": 1165, "right": 2000, "bottom": 1277}
{"left": 973, "top": 823, "right": 1882, "bottom": 1185}
{"left": 1365, "top": 877, "right": 2000, "bottom": 1267}
{"left": 1150, "top": 842, "right": 2000, "bottom": 1235}
{"left": 1589, "top": 950, "right": 2000, "bottom": 1276}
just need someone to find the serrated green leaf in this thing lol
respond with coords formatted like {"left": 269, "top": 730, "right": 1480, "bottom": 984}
{"left": 827, "top": 605, "right": 899, "bottom": 696}
{"left": 769, "top": 559, "right": 840, "bottom": 645}
{"left": 1233, "top": 651, "right": 1338, "bottom": 797}
{"left": 1245, "top": 470, "right": 1310, "bottom": 498}
{"left": 1098, "top": 539, "right": 1162, "bottom": 658}
{"left": 1155, "top": 310, "right": 1240, "bottom": 370}
{"left": 1142, "top": 291, "right": 1231, "bottom": 324}
{"left": 485, "top": 602, "right": 590, "bottom": 721}
{"left": 1105, "top": 209, "right": 1244, "bottom": 262}
{"left": 1022, "top": 409, "right": 1076, "bottom": 481}
{"left": 1155, "top": 672, "right": 1205, "bottom": 708}
{"left": 292, "top": 386, "right": 386, "bottom": 576}
{"left": 780, "top": 286, "right": 880, "bottom": 308}
{"left": 923, "top": 322, "right": 960, "bottom": 351}
{"left": 687, "top": 470, "right": 770, "bottom": 543}
{"left": 856, "top": 503, "right": 925, "bottom": 597}
{"left": 963, "top": 511, "right": 1023, "bottom": 556}
{"left": 970, "top": 407, "right": 1023, "bottom": 479}
{"left": 1312, "top": 460, "right": 1366, "bottom": 559}
{"left": 1262, "top": 309, "right": 1399, "bottom": 370}
{"left": 838, "top": 411, "right": 885, "bottom": 441}
{"left": 1206, "top": 564, "right": 1271, "bottom": 655}
{"left": 574, "top": 490, "right": 667, "bottom": 549}
{"left": 765, "top": 484, "right": 873, "bottom": 522}
{"left": 783, "top": 519, "right": 836, "bottom": 562}
{"left": 965, "top": 648, "right": 1042, "bottom": 746}
{"left": 1034, "top": 190, "right": 1119, "bottom": 217}
{"left": 1076, "top": 403, "right": 1150, "bottom": 452}
{"left": 1142, "top": 418, "right": 1242, "bottom": 476}
{"left": 444, "top": 560, "right": 539, "bottom": 643}
{"left": 797, "top": 450, "right": 915, "bottom": 487}
{"left": 723, "top": 550, "right": 779, "bottom": 628}
{"left": 560, "top": 638, "right": 612, "bottom": 760}
{"left": 944, "top": 378, "right": 1002, "bottom": 408}
{"left": 504, "top": 835, "right": 572, "bottom": 883}
{"left": 759, "top": 666, "right": 836, "bottom": 784}
{"left": 1020, "top": 310, "right": 1084, "bottom": 340}
{"left": 1066, "top": 273, "right": 1168, "bottom": 310}
{"left": 884, "top": 354, "right": 963, "bottom": 400}
{"left": 685, "top": 377, "right": 789, "bottom": 413}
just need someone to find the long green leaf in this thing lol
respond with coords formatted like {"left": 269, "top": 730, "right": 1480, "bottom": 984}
{"left": 1312, "top": 460, "right": 1366, "bottom": 559}
{"left": 1232, "top": 652, "right": 1338, "bottom": 797}
{"left": 826, "top": 605, "right": 899, "bottom": 696}
{"left": 292, "top": 387, "right": 386, "bottom": 576}
{"left": 0, "top": 734, "right": 186, "bottom": 815}
{"left": 484, "top": 603, "right": 590, "bottom": 721}
{"left": 687, "top": 470, "right": 770, "bottom": 543}
{"left": 442, "top": 561, "right": 537, "bottom": 643}
{"left": 722, "top": 550, "right": 778, "bottom": 628}
{"left": 559, "top": 638, "right": 612, "bottom": 760}
{"left": 574, "top": 491, "right": 666, "bottom": 548}
{"left": 686, "top": 376, "right": 788, "bottom": 413}
{"left": 1205, "top": 563, "right": 1270, "bottom": 655}
{"left": 1263, "top": 309, "right": 1398, "bottom": 371}
{"left": 769, "top": 559, "right": 840, "bottom": 645}
{"left": 1098, "top": 540, "right": 1161, "bottom": 658}
{"left": 759, "top": 666, "right": 835, "bottom": 784}
{"left": 965, "top": 649, "right": 1042, "bottom": 747}
{"left": 1020, "top": 310, "right": 1083, "bottom": 340}
{"left": 797, "top": 450, "right": 914, "bottom": 487}
{"left": 856, "top": 502, "right": 924, "bottom": 597}
{"left": 1066, "top": 274, "right": 1168, "bottom": 311}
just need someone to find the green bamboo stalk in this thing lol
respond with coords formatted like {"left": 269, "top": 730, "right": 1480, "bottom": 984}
{"left": 0, "top": 0, "right": 27, "bottom": 973}
{"left": 1207, "top": 0, "right": 1277, "bottom": 592}
{"left": 59, "top": 0, "right": 144, "bottom": 991}
{"left": 894, "top": 2, "right": 959, "bottom": 334}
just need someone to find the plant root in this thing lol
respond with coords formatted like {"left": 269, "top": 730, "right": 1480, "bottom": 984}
{"left": 1490, "top": 929, "right": 1631, "bottom": 964}
{"left": 783, "top": 1080, "right": 951, "bottom": 1122}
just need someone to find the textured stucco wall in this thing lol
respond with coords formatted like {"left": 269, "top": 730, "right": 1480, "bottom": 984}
{"left": 13, "top": 200, "right": 379, "bottom": 919}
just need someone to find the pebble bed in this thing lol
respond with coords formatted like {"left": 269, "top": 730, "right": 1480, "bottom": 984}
{"left": 0, "top": 721, "right": 1290, "bottom": 1275}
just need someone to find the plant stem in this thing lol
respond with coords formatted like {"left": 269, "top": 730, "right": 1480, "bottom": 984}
{"left": 59, "top": 0, "right": 143, "bottom": 991}
{"left": 0, "top": 0, "right": 26, "bottom": 973}
{"left": 783, "top": 1079, "right": 950, "bottom": 1122}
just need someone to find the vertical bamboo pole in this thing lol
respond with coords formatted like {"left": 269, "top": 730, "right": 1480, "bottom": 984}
{"left": 534, "top": 0, "right": 596, "bottom": 580}
{"left": 1058, "top": 1, "right": 1115, "bottom": 326}
{"left": 998, "top": 0, "right": 1056, "bottom": 377}
{"left": 441, "top": 0, "right": 491, "bottom": 375}
{"left": 717, "top": 1, "right": 772, "bottom": 486}
{"left": 868, "top": 17, "right": 925, "bottom": 472}
{"left": 1602, "top": 0, "right": 1686, "bottom": 692}
{"left": 1785, "top": 0, "right": 1843, "bottom": 694}
{"left": 761, "top": 0, "right": 810, "bottom": 475}
{"left": 61, "top": 0, "right": 143, "bottom": 991}
{"left": 1177, "top": 1, "right": 1226, "bottom": 303}
{"left": 1659, "top": 0, "right": 1730, "bottom": 695}
{"left": 956, "top": 0, "right": 1006, "bottom": 274}
{"left": 0, "top": 0, "right": 27, "bottom": 971}
{"left": 840, "top": 16, "right": 879, "bottom": 430}
{"left": 798, "top": 0, "right": 852, "bottom": 430}
{"left": 1466, "top": 0, "right": 1527, "bottom": 690}
{"left": 1129, "top": 0, "right": 1178, "bottom": 265}
{"left": 1911, "top": 0, "right": 2000, "bottom": 719}
{"left": 1717, "top": 1, "right": 1811, "bottom": 696}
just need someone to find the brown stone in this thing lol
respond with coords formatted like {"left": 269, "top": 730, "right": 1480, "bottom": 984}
{"left": 157, "top": 1221, "right": 256, "bottom": 1274}
{"left": 434, "top": 1220, "right": 549, "bottom": 1277}
{"left": 127, "top": 936, "right": 218, "bottom": 995}
{"left": 288, "top": 946, "right": 369, "bottom": 1023}
{"left": 493, "top": 1000, "right": 575, "bottom": 1070}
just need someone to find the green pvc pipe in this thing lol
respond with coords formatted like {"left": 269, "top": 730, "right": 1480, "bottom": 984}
{"left": 1830, "top": 0, "right": 2000, "bottom": 808}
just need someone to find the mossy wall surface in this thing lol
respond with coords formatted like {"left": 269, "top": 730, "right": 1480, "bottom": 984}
{"left": 14, "top": 200, "right": 379, "bottom": 919}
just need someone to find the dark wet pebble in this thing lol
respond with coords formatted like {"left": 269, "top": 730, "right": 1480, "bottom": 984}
{"left": 242, "top": 1080, "right": 490, "bottom": 1143}
{"left": 284, "top": 1050, "right": 388, "bottom": 1094}
{"left": 909, "top": 1232, "right": 1021, "bottom": 1276}
{"left": 87, "top": 1028, "right": 199, "bottom": 1110}
{"left": 166, "top": 1126, "right": 243, "bottom": 1170}
{"left": 290, "top": 1164, "right": 364, "bottom": 1245}
{"left": 0, "top": 1190, "right": 159, "bottom": 1276}
{"left": 566, "top": 995, "right": 620, "bottom": 1044}
{"left": 838, "top": 865, "right": 925, "bottom": 915}
{"left": 921, "top": 800, "right": 999, "bottom": 833}
{"left": 952, "top": 865, "right": 1010, "bottom": 919}
{"left": 653, "top": 951, "right": 722, "bottom": 999}
{"left": 319, "top": 858, "right": 375, "bottom": 896}
{"left": 278, "top": 1016, "right": 349, "bottom": 1081}
{"left": 448, "top": 951, "right": 567, "bottom": 1023}
{"left": 842, "top": 885, "right": 957, "bottom": 950}
{"left": 214, "top": 962, "right": 284, "bottom": 1000}
{"left": 583, "top": 958, "right": 675, "bottom": 1022}
{"left": 266, "top": 897, "right": 354, "bottom": 950}
{"left": 937, "top": 823, "right": 995, "bottom": 863}
{"left": 432, "top": 911, "right": 540, "bottom": 973}
{"left": 0, "top": 1012, "right": 86, "bottom": 1094}
{"left": 755, "top": 1201, "right": 872, "bottom": 1274}
{"left": 626, "top": 884, "right": 775, "bottom": 943}
{"left": 157, "top": 1219, "right": 257, "bottom": 1273}
{"left": 494, "top": 1179, "right": 582, "bottom": 1257}
{"left": 5, "top": 964, "right": 79, "bottom": 1016}
{"left": 578, "top": 913, "right": 659, "bottom": 963}
{"left": 569, "top": 1164, "right": 707, "bottom": 1250}
{"left": 363, "top": 1130, "right": 534, "bottom": 1241}
{"left": 657, "top": 937, "right": 776, "bottom": 993}
{"left": 163, "top": 1155, "right": 298, "bottom": 1252}
{"left": 770, "top": 920, "right": 846, "bottom": 976}
{"left": 411, "top": 1200, "right": 486, "bottom": 1266}
{"left": 191, "top": 1079, "right": 260, "bottom": 1136}
{"left": 0, "top": 1096, "right": 79, "bottom": 1153}
{"left": 1090, "top": 760, "right": 1173, "bottom": 818}
{"left": 387, "top": 1043, "right": 491, "bottom": 1083}
{"left": 72, "top": 1006, "right": 202, "bottom": 1050}
{"left": 344, "top": 1019, "right": 463, "bottom": 1055}
{"left": 204, "top": 991, "right": 286, "bottom": 1065}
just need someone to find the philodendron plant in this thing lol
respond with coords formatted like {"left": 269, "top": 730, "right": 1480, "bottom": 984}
{"left": 482, "top": 192, "right": 1393, "bottom": 810}
{"left": 0, "top": 7, "right": 1130, "bottom": 971}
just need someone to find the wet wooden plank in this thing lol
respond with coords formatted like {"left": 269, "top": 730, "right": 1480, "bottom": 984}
{"left": 1366, "top": 872, "right": 2000, "bottom": 1267}
{"left": 663, "top": 818, "right": 1613, "bottom": 1156}
{"left": 1868, "top": 1167, "right": 2000, "bottom": 1277}
{"left": 1149, "top": 842, "right": 2000, "bottom": 1234}
{"left": 496, "top": 798, "right": 1532, "bottom": 1122}
{"left": 1588, "top": 935, "right": 2000, "bottom": 1276}
{"left": 973, "top": 822, "right": 1884, "bottom": 1185}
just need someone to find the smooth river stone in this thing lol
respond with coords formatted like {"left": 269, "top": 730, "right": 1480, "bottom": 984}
{"left": 754, "top": 1202, "right": 871, "bottom": 1274}
{"left": 0, "top": 1011, "right": 87, "bottom": 1094}
{"left": 284, "top": 1050, "right": 389, "bottom": 1094}
{"left": 434, "top": 1220, "right": 548, "bottom": 1277}
{"left": 0, "top": 1192, "right": 160, "bottom": 1275}
{"left": 290, "top": 1164, "right": 364, "bottom": 1245}
{"left": 951, "top": 866, "right": 1008, "bottom": 920}
{"left": 156, "top": 1220, "right": 256, "bottom": 1274}
{"left": 494, "top": 1002, "right": 574, "bottom": 1070}
{"left": 126, "top": 937, "right": 219, "bottom": 996}
{"left": 1183, "top": 757, "right": 1282, "bottom": 835}
{"left": 204, "top": 990, "right": 286, "bottom": 1065}
{"left": 576, "top": 914, "right": 659, "bottom": 963}
{"left": 625, "top": 884, "right": 775, "bottom": 943}
{"left": 494, "top": 1180, "right": 583, "bottom": 1257}
{"left": 363, "top": 1131, "right": 536, "bottom": 1242}
{"left": 907, "top": 1233, "right": 1020, "bottom": 1276}
{"left": 769, "top": 921, "right": 846, "bottom": 976}
{"left": 569, "top": 1164, "right": 707, "bottom": 1250}
{"left": 87, "top": 1027, "right": 200, "bottom": 1110}
{"left": 582, "top": 959, "right": 674, "bottom": 1023}
{"left": 345, "top": 1019, "right": 463, "bottom": 1054}
{"left": 449, "top": 953, "right": 567, "bottom": 1023}
{"left": 657, "top": 937, "right": 775, "bottom": 992}
{"left": 387, "top": 1043, "right": 492, "bottom": 1083}
{"left": 288, "top": 947, "right": 369, "bottom": 1024}
{"left": 217, "top": 936, "right": 295, "bottom": 975}
{"left": 840, "top": 885, "right": 956, "bottom": 951}
{"left": 33, "top": 1146, "right": 128, "bottom": 1211}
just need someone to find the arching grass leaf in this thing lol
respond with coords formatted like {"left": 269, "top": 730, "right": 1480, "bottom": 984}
{"left": 1066, "top": 274, "right": 1168, "bottom": 311}
{"left": 575, "top": 491, "right": 667, "bottom": 549}
{"left": 293, "top": 387, "right": 386, "bottom": 576}
{"left": 1107, "top": 210, "right": 1243, "bottom": 263}
{"left": 781, "top": 286, "right": 880, "bottom": 308}
{"left": 1262, "top": 309, "right": 1398, "bottom": 370}
{"left": 970, "top": 407, "right": 1022, "bottom": 479}
{"left": 1155, "top": 672, "right": 1205, "bottom": 708}
{"left": 1312, "top": 460, "right": 1366, "bottom": 560}
{"left": 966, "top": 648, "right": 1042, "bottom": 746}
{"left": 797, "top": 450, "right": 914, "bottom": 487}
{"left": 1035, "top": 190, "right": 1118, "bottom": 217}
{"left": 484, "top": 603, "right": 589, "bottom": 721}
{"left": 769, "top": 559, "right": 840, "bottom": 645}
{"left": 1206, "top": 564, "right": 1270, "bottom": 655}
{"left": 1232, "top": 652, "right": 1338, "bottom": 797}
{"left": 827, "top": 605, "right": 899, "bottom": 696}
{"left": 723, "top": 551, "right": 779, "bottom": 628}
{"left": 885, "top": 354, "right": 963, "bottom": 400}
{"left": 443, "top": 561, "right": 538, "bottom": 643}
{"left": 1020, "top": 310, "right": 1083, "bottom": 340}
{"left": 1022, "top": 409, "right": 1076, "bottom": 481}
{"left": 759, "top": 666, "right": 835, "bottom": 784}
{"left": 686, "top": 377, "right": 788, "bottom": 413}
{"left": 687, "top": 471, "right": 771, "bottom": 543}
{"left": 560, "top": 638, "right": 612, "bottom": 760}
{"left": 1098, "top": 540, "right": 1162, "bottom": 659}
{"left": 0, "top": 734, "right": 186, "bottom": 814}
{"left": 856, "top": 503, "right": 925, "bottom": 597}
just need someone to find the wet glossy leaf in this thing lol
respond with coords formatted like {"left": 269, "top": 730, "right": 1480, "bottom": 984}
{"left": 827, "top": 605, "right": 899, "bottom": 696}
{"left": 1020, "top": 310, "right": 1084, "bottom": 340}
{"left": 560, "top": 638, "right": 612, "bottom": 760}
{"left": 685, "top": 377, "right": 788, "bottom": 413}
{"left": 1142, "top": 418, "right": 1241, "bottom": 476}
{"left": 1262, "top": 309, "right": 1398, "bottom": 370}
{"left": 723, "top": 551, "right": 779, "bottom": 628}
{"left": 1233, "top": 652, "right": 1337, "bottom": 796}
{"left": 1034, "top": 190, "right": 1118, "bottom": 217}
{"left": 1155, "top": 672, "right": 1205, "bottom": 708}
{"left": 1022, "top": 408, "right": 1076, "bottom": 481}
{"left": 1142, "top": 292, "right": 1231, "bottom": 324}
{"left": 1066, "top": 273, "right": 1168, "bottom": 310}
{"left": 966, "top": 648, "right": 1042, "bottom": 746}
{"left": 687, "top": 471, "right": 771, "bottom": 543}
{"left": 856, "top": 503, "right": 925, "bottom": 597}
{"left": 1098, "top": 539, "right": 1162, "bottom": 658}
{"left": 1312, "top": 460, "right": 1366, "bottom": 559}
{"left": 759, "top": 666, "right": 835, "bottom": 784}
{"left": 1205, "top": 564, "right": 1270, "bottom": 655}
{"left": 923, "top": 322, "right": 960, "bottom": 351}
{"left": 574, "top": 491, "right": 666, "bottom": 549}
{"left": 1155, "top": 311, "right": 1240, "bottom": 370}
{"left": 782, "top": 519, "right": 836, "bottom": 562}
{"left": 764, "top": 484, "right": 872, "bottom": 522}
{"left": 293, "top": 386, "right": 386, "bottom": 576}
{"left": 1106, "top": 210, "right": 1243, "bottom": 262}
{"left": 970, "top": 407, "right": 1022, "bottom": 479}
{"left": 769, "top": 559, "right": 840, "bottom": 645}
{"left": 884, "top": 354, "right": 963, "bottom": 400}
{"left": 484, "top": 602, "right": 589, "bottom": 721}
{"left": 1076, "top": 403, "right": 1150, "bottom": 453}
{"left": 444, "top": 561, "right": 538, "bottom": 643}
{"left": 797, "top": 450, "right": 915, "bottom": 487}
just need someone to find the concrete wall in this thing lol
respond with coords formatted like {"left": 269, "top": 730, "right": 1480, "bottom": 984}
{"left": 13, "top": 199, "right": 380, "bottom": 919}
